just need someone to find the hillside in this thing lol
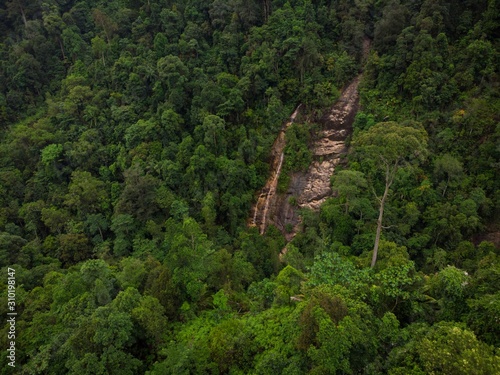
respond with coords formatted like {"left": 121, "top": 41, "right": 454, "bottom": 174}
{"left": 0, "top": 0, "right": 499, "bottom": 373}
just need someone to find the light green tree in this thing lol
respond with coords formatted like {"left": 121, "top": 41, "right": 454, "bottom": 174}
{"left": 354, "top": 122, "right": 428, "bottom": 267}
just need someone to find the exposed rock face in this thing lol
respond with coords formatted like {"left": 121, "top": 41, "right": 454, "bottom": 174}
{"left": 300, "top": 77, "right": 360, "bottom": 208}
{"left": 249, "top": 77, "right": 361, "bottom": 240}
{"left": 278, "top": 77, "right": 361, "bottom": 240}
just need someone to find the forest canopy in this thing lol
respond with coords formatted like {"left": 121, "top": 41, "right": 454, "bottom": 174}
{"left": 0, "top": 0, "right": 499, "bottom": 374}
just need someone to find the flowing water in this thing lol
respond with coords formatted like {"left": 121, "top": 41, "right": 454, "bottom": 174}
{"left": 259, "top": 152, "right": 284, "bottom": 234}
{"left": 250, "top": 105, "right": 301, "bottom": 233}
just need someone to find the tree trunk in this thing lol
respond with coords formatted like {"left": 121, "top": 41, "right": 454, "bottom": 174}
{"left": 20, "top": 5, "right": 27, "bottom": 28}
{"left": 442, "top": 175, "right": 449, "bottom": 197}
{"left": 371, "top": 178, "right": 390, "bottom": 268}
{"left": 263, "top": 0, "right": 270, "bottom": 22}
{"left": 58, "top": 37, "right": 66, "bottom": 60}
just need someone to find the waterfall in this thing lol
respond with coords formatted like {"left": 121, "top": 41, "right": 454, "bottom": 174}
{"left": 260, "top": 152, "right": 284, "bottom": 234}
{"left": 249, "top": 105, "right": 302, "bottom": 232}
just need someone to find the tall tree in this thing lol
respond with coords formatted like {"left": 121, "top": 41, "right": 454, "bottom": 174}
{"left": 353, "top": 121, "right": 428, "bottom": 267}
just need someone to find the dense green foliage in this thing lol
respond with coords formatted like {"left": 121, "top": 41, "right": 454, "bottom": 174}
{"left": 0, "top": 0, "right": 499, "bottom": 373}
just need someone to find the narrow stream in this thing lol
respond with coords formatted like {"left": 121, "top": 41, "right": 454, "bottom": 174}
{"left": 251, "top": 105, "right": 301, "bottom": 233}
{"left": 260, "top": 152, "right": 284, "bottom": 234}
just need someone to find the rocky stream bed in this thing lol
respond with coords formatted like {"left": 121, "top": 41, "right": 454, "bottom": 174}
{"left": 250, "top": 75, "right": 362, "bottom": 241}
